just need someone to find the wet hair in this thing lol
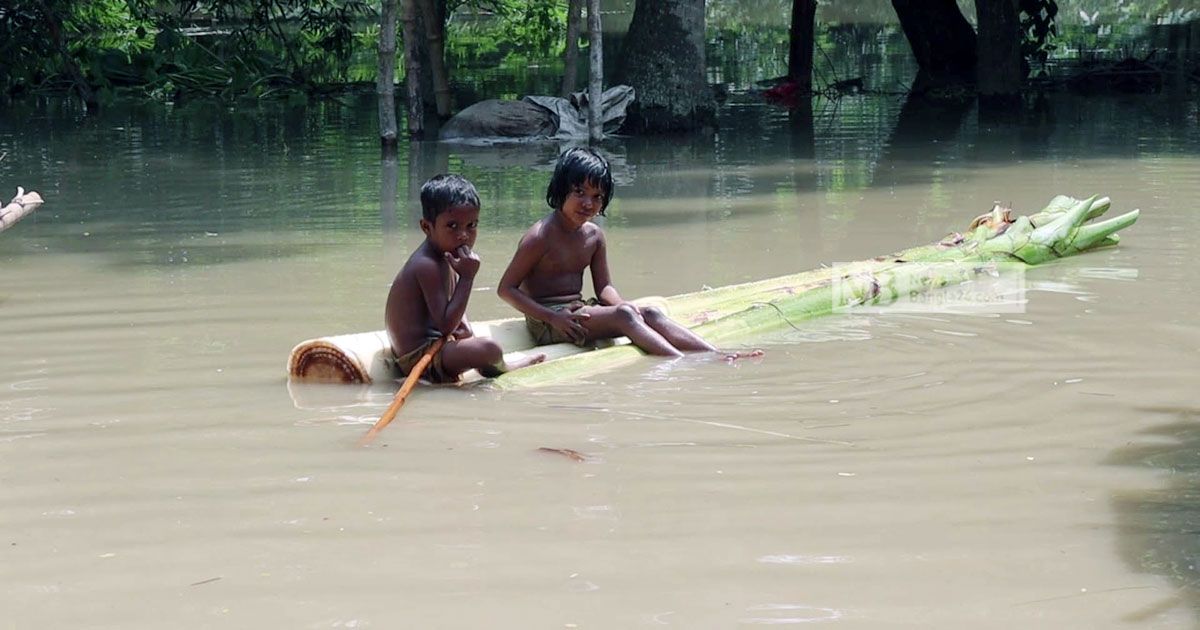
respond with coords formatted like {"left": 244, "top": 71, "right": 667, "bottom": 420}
{"left": 420, "top": 174, "right": 481, "bottom": 223}
{"left": 545, "top": 147, "right": 613, "bottom": 215}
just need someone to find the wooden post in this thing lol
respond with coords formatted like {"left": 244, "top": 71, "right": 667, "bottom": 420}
{"left": 561, "top": 0, "right": 584, "bottom": 97}
{"left": 587, "top": 0, "right": 604, "bottom": 143}
{"left": 787, "top": 0, "right": 817, "bottom": 93}
{"left": 378, "top": 0, "right": 400, "bottom": 148}
{"left": 416, "top": 0, "right": 452, "bottom": 118}
{"left": 401, "top": 0, "right": 425, "bottom": 137}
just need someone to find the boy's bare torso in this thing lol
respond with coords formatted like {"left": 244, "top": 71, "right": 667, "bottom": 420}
{"left": 385, "top": 244, "right": 452, "bottom": 354}
{"left": 520, "top": 213, "right": 603, "bottom": 305}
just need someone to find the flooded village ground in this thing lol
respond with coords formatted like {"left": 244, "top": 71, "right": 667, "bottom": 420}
{"left": 2, "top": 3, "right": 1200, "bottom": 628}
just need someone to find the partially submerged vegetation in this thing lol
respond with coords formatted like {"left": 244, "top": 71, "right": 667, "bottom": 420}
{"left": 491, "top": 194, "right": 1139, "bottom": 388}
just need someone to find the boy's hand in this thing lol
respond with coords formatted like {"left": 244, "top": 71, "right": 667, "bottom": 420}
{"left": 549, "top": 310, "right": 590, "bottom": 344}
{"left": 444, "top": 245, "right": 481, "bottom": 278}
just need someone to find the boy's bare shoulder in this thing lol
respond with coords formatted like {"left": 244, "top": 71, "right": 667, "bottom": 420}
{"left": 397, "top": 247, "right": 441, "bottom": 281}
{"left": 517, "top": 218, "right": 552, "bottom": 247}
{"left": 582, "top": 221, "right": 604, "bottom": 238}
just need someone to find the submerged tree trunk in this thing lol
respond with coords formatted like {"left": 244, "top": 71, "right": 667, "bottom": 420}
{"left": 616, "top": 0, "right": 714, "bottom": 133}
{"left": 401, "top": 0, "right": 425, "bottom": 137}
{"left": 787, "top": 0, "right": 817, "bottom": 92}
{"left": 891, "top": 0, "right": 977, "bottom": 91}
{"left": 587, "top": 0, "right": 604, "bottom": 143}
{"left": 378, "top": 0, "right": 400, "bottom": 147}
{"left": 976, "top": 0, "right": 1024, "bottom": 98}
{"left": 561, "top": 0, "right": 584, "bottom": 97}
{"left": 416, "top": 0, "right": 451, "bottom": 117}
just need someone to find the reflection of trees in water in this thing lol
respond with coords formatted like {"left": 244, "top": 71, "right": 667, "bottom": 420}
{"left": 1106, "top": 408, "right": 1200, "bottom": 623}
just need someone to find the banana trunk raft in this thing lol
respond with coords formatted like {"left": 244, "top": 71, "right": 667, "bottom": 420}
{"left": 0, "top": 187, "right": 43, "bottom": 234}
{"left": 287, "top": 195, "right": 1138, "bottom": 390}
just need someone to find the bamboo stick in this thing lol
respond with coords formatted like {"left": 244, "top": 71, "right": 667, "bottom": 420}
{"left": 359, "top": 337, "right": 446, "bottom": 445}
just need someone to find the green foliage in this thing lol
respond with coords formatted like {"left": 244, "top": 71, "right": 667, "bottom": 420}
{"left": 452, "top": 0, "right": 567, "bottom": 57}
{"left": 0, "top": 0, "right": 373, "bottom": 101}
{"left": 1020, "top": 0, "right": 1059, "bottom": 77}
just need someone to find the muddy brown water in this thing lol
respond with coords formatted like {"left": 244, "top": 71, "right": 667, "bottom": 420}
{"left": 2, "top": 92, "right": 1199, "bottom": 628}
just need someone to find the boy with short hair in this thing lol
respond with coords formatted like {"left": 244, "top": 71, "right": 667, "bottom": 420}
{"left": 498, "top": 148, "right": 756, "bottom": 359}
{"left": 385, "top": 174, "right": 544, "bottom": 382}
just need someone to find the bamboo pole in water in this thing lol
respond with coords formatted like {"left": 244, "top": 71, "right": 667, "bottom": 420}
{"left": 587, "top": 0, "right": 604, "bottom": 143}
{"left": 377, "top": 0, "right": 400, "bottom": 147}
{"left": 490, "top": 195, "right": 1140, "bottom": 389}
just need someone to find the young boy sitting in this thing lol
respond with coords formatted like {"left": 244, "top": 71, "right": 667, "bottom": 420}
{"left": 385, "top": 174, "right": 544, "bottom": 382}
{"left": 498, "top": 148, "right": 755, "bottom": 359}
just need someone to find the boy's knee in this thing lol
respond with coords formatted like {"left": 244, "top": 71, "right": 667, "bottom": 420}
{"left": 642, "top": 306, "right": 664, "bottom": 322}
{"left": 479, "top": 339, "right": 504, "bottom": 363}
{"left": 615, "top": 303, "right": 642, "bottom": 323}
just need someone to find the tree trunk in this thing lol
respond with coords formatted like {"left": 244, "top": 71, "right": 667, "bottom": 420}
{"left": 787, "top": 0, "right": 817, "bottom": 92}
{"left": 378, "top": 0, "right": 400, "bottom": 148}
{"left": 891, "top": 0, "right": 977, "bottom": 91}
{"left": 43, "top": 7, "right": 96, "bottom": 111}
{"left": 975, "top": 0, "right": 1023, "bottom": 98}
{"left": 401, "top": 0, "right": 425, "bottom": 137}
{"left": 587, "top": 0, "right": 604, "bottom": 143}
{"left": 561, "top": 0, "right": 584, "bottom": 97}
{"left": 616, "top": 0, "right": 714, "bottom": 133}
{"left": 416, "top": 0, "right": 451, "bottom": 117}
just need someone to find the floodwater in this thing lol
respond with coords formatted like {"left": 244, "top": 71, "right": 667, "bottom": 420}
{"left": 2, "top": 88, "right": 1199, "bottom": 629}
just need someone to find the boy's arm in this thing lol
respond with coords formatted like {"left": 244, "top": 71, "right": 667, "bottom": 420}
{"left": 454, "top": 315, "right": 473, "bottom": 339}
{"left": 416, "top": 246, "right": 478, "bottom": 336}
{"left": 590, "top": 231, "right": 626, "bottom": 306}
{"left": 500, "top": 230, "right": 590, "bottom": 344}
{"left": 497, "top": 232, "right": 557, "bottom": 321}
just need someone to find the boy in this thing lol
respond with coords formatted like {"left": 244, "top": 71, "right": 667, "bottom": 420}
{"left": 499, "top": 148, "right": 753, "bottom": 359}
{"left": 385, "top": 174, "right": 544, "bottom": 382}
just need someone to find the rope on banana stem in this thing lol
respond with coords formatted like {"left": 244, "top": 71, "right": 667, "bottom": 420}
{"left": 751, "top": 301, "right": 805, "bottom": 332}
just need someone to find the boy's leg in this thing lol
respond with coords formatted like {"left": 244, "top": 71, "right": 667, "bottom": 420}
{"left": 577, "top": 304, "right": 684, "bottom": 357}
{"left": 641, "top": 307, "right": 764, "bottom": 361}
{"left": 440, "top": 337, "right": 545, "bottom": 379}
{"left": 640, "top": 307, "right": 717, "bottom": 353}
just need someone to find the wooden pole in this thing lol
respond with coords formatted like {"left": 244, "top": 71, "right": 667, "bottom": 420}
{"left": 561, "top": 0, "right": 584, "bottom": 97}
{"left": 359, "top": 337, "right": 447, "bottom": 446}
{"left": 586, "top": 0, "right": 604, "bottom": 143}
{"left": 401, "top": 0, "right": 425, "bottom": 137}
{"left": 787, "top": 0, "right": 817, "bottom": 93}
{"left": 378, "top": 0, "right": 400, "bottom": 147}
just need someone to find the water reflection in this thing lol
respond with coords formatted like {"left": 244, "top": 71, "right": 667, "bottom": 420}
{"left": 1106, "top": 408, "right": 1200, "bottom": 623}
